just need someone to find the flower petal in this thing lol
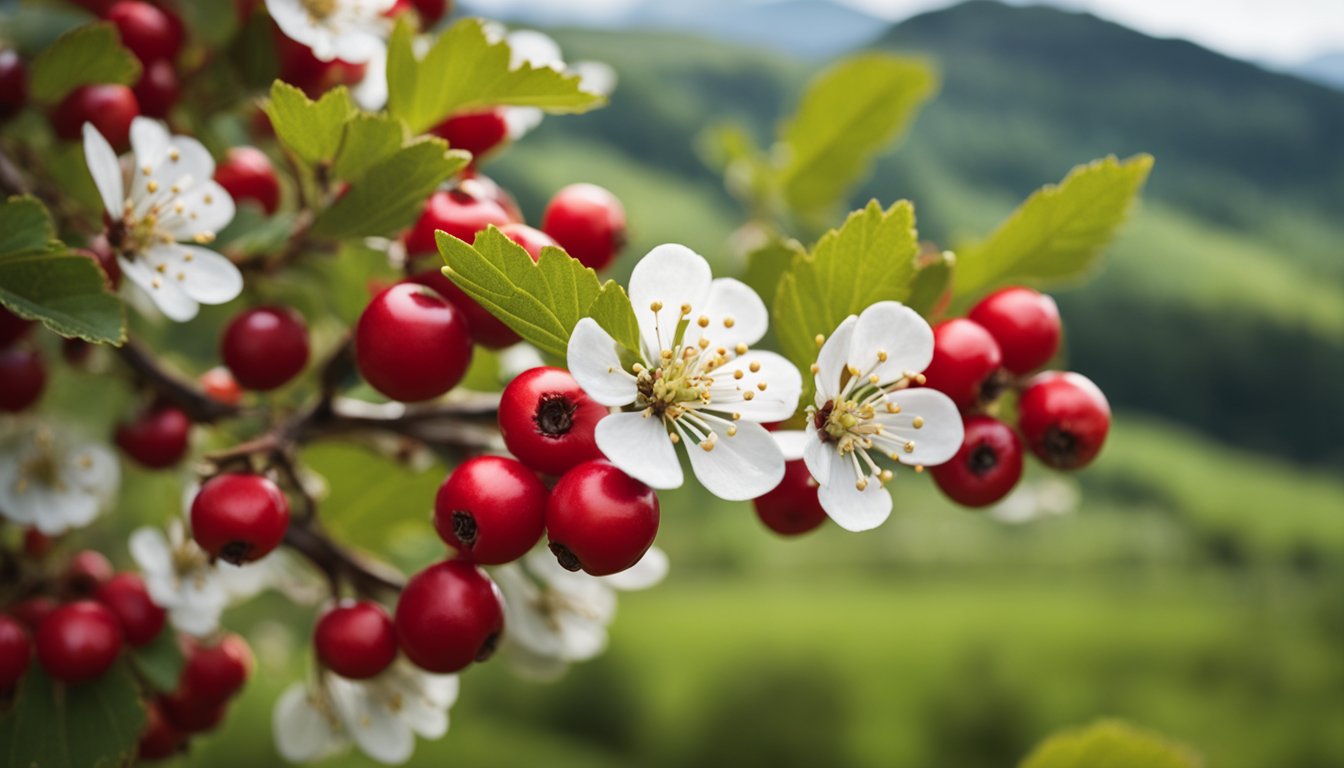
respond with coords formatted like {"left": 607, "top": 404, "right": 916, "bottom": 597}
{"left": 684, "top": 421, "right": 784, "bottom": 501}
{"left": 874, "top": 388, "right": 964, "bottom": 467}
{"left": 771, "top": 430, "right": 809, "bottom": 462}
{"left": 158, "top": 180, "right": 236, "bottom": 240}
{"left": 82, "top": 123, "right": 123, "bottom": 218}
{"left": 331, "top": 676, "right": 415, "bottom": 765}
{"left": 627, "top": 244, "right": 712, "bottom": 359}
{"left": 693, "top": 277, "right": 768, "bottom": 349}
{"left": 707, "top": 350, "right": 801, "bottom": 422}
{"left": 817, "top": 455, "right": 892, "bottom": 532}
{"left": 502, "top": 106, "right": 544, "bottom": 141}
{"left": 506, "top": 30, "right": 564, "bottom": 70}
{"left": 566, "top": 318, "right": 636, "bottom": 407}
{"left": 120, "top": 255, "right": 200, "bottom": 321}
{"left": 273, "top": 683, "right": 345, "bottom": 764}
{"left": 571, "top": 60, "right": 617, "bottom": 96}
{"left": 502, "top": 642, "right": 571, "bottom": 682}
{"left": 129, "top": 527, "right": 172, "bottom": 578}
{"left": 813, "top": 315, "right": 856, "bottom": 402}
{"left": 144, "top": 244, "right": 243, "bottom": 306}
{"left": 353, "top": 45, "right": 389, "bottom": 111}
{"left": 603, "top": 546, "right": 667, "bottom": 591}
{"left": 801, "top": 422, "right": 832, "bottom": 484}
{"left": 129, "top": 117, "right": 171, "bottom": 168}
{"left": 595, "top": 412, "right": 683, "bottom": 489}
{"left": 850, "top": 301, "right": 934, "bottom": 384}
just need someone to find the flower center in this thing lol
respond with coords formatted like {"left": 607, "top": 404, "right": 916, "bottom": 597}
{"left": 301, "top": 0, "right": 338, "bottom": 19}
{"left": 14, "top": 430, "right": 66, "bottom": 494}
{"left": 809, "top": 354, "right": 929, "bottom": 491}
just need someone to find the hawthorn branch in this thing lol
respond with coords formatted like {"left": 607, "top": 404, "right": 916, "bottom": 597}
{"left": 283, "top": 523, "right": 404, "bottom": 596}
{"left": 115, "top": 341, "right": 243, "bottom": 423}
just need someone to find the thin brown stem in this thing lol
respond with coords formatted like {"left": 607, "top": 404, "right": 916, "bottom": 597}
{"left": 116, "top": 341, "right": 244, "bottom": 423}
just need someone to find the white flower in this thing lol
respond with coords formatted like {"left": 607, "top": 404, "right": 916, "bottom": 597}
{"left": 83, "top": 118, "right": 242, "bottom": 322}
{"left": 273, "top": 663, "right": 458, "bottom": 765}
{"left": 494, "top": 547, "right": 667, "bottom": 682}
{"left": 130, "top": 519, "right": 229, "bottom": 636}
{"left": 567, "top": 244, "right": 802, "bottom": 500}
{"left": 988, "top": 477, "right": 1079, "bottom": 525}
{"left": 799, "top": 301, "right": 964, "bottom": 531}
{"left": 266, "top": 0, "right": 394, "bottom": 64}
{"left": 0, "top": 424, "right": 118, "bottom": 535}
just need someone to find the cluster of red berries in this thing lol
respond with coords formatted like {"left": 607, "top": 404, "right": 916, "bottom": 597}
{"left": 923, "top": 286, "right": 1111, "bottom": 507}
{"left": 0, "top": 544, "right": 252, "bottom": 761}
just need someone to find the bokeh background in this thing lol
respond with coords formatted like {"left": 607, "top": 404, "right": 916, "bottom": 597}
{"left": 40, "top": 0, "right": 1344, "bottom": 765}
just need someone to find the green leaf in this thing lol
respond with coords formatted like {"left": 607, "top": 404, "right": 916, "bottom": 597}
{"left": 174, "top": 0, "right": 238, "bottom": 47}
{"left": 773, "top": 200, "right": 920, "bottom": 375}
{"left": 264, "top": 82, "right": 353, "bottom": 166}
{"left": 437, "top": 227, "right": 638, "bottom": 359}
{"left": 0, "top": 663, "right": 146, "bottom": 768}
{"left": 1021, "top": 719, "right": 1202, "bottom": 768}
{"left": 215, "top": 208, "right": 296, "bottom": 256}
{"left": 739, "top": 235, "right": 806, "bottom": 309}
{"left": 776, "top": 54, "right": 936, "bottom": 217}
{"left": 955, "top": 154, "right": 1154, "bottom": 298}
{"left": 303, "top": 442, "right": 444, "bottom": 553}
{"left": 28, "top": 22, "right": 142, "bottom": 104}
{"left": 386, "top": 17, "right": 606, "bottom": 135}
{"left": 905, "top": 249, "right": 954, "bottom": 318}
{"left": 312, "top": 137, "right": 469, "bottom": 239}
{"left": 129, "top": 627, "right": 185, "bottom": 693}
{"left": 332, "top": 113, "right": 409, "bottom": 182}
{"left": 0, "top": 196, "right": 125, "bottom": 344}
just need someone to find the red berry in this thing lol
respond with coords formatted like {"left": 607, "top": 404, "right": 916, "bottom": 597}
{"left": 138, "top": 700, "right": 185, "bottom": 761}
{"left": 922, "top": 318, "right": 1003, "bottom": 411}
{"left": 1017, "top": 371, "right": 1111, "bottom": 470}
{"left": 313, "top": 600, "right": 398, "bottom": 679}
{"left": 132, "top": 58, "right": 181, "bottom": 118}
{"left": 273, "top": 28, "right": 365, "bottom": 98}
{"left": 430, "top": 109, "right": 509, "bottom": 161}
{"left": 105, "top": 2, "right": 183, "bottom": 64}
{"left": 403, "top": 188, "right": 513, "bottom": 257}
{"left": 407, "top": 268, "right": 520, "bottom": 349}
{"left": 968, "top": 287, "right": 1061, "bottom": 375}
{"left": 433, "top": 456, "right": 548, "bottom": 565}
{"left": 63, "top": 549, "right": 115, "bottom": 597}
{"left": 51, "top": 84, "right": 139, "bottom": 150}
{"left": 35, "top": 601, "right": 123, "bottom": 683}
{"left": 931, "top": 415, "right": 1024, "bottom": 508}
{"left": 753, "top": 460, "right": 827, "bottom": 536}
{"left": 355, "top": 283, "right": 473, "bottom": 402}
{"left": 0, "top": 49, "right": 27, "bottom": 120}
{"left": 180, "top": 634, "right": 252, "bottom": 703}
{"left": 395, "top": 560, "right": 503, "bottom": 674}
{"left": 214, "top": 146, "right": 281, "bottom": 215}
{"left": 412, "top": 0, "right": 447, "bottom": 26}
{"left": 10, "top": 597, "right": 57, "bottom": 631}
{"left": 200, "top": 366, "right": 243, "bottom": 405}
{"left": 0, "top": 346, "right": 45, "bottom": 412}
{"left": 541, "top": 183, "right": 626, "bottom": 272}
{"left": 94, "top": 573, "right": 166, "bottom": 646}
{"left": 498, "top": 366, "right": 606, "bottom": 476}
{"left": 461, "top": 173, "right": 524, "bottom": 223}
{"left": 87, "top": 235, "right": 123, "bottom": 289}
{"left": 0, "top": 615, "right": 31, "bottom": 690}
{"left": 499, "top": 223, "right": 558, "bottom": 257}
{"left": 22, "top": 528, "right": 56, "bottom": 559}
{"left": 0, "top": 306, "right": 32, "bottom": 347}
{"left": 190, "top": 473, "right": 290, "bottom": 565}
{"left": 546, "top": 460, "right": 660, "bottom": 577}
{"left": 159, "top": 690, "right": 227, "bottom": 733}
{"left": 220, "top": 305, "right": 309, "bottom": 391}
{"left": 115, "top": 402, "right": 191, "bottom": 469}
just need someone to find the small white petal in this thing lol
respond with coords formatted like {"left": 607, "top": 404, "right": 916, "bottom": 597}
{"left": 331, "top": 677, "right": 414, "bottom": 765}
{"left": 502, "top": 107, "right": 544, "bottom": 141}
{"left": 120, "top": 255, "right": 200, "bottom": 321}
{"left": 801, "top": 422, "right": 832, "bottom": 486}
{"left": 594, "top": 412, "right": 683, "bottom": 490}
{"left": 159, "top": 180, "right": 235, "bottom": 239}
{"left": 685, "top": 421, "right": 784, "bottom": 501}
{"left": 566, "top": 318, "right": 636, "bottom": 407}
{"left": 875, "top": 389, "right": 964, "bottom": 467}
{"left": 627, "top": 244, "right": 713, "bottom": 359}
{"left": 770, "top": 430, "right": 809, "bottom": 462}
{"left": 274, "top": 684, "right": 344, "bottom": 763}
{"left": 814, "top": 315, "right": 857, "bottom": 401}
{"left": 129, "top": 527, "right": 172, "bottom": 577}
{"left": 571, "top": 60, "right": 617, "bottom": 96}
{"left": 145, "top": 243, "right": 243, "bottom": 306}
{"left": 603, "top": 546, "right": 667, "bottom": 591}
{"left": 81, "top": 123, "right": 123, "bottom": 218}
{"left": 817, "top": 455, "right": 892, "bottom": 532}
{"left": 506, "top": 30, "right": 564, "bottom": 70}
{"left": 503, "top": 642, "right": 572, "bottom": 682}
{"left": 695, "top": 278, "right": 769, "bottom": 349}
{"left": 331, "top": 30, "right": 385, "bottom": 65}
{"left": 129, "top": 117, "right": 171, "bottom": 168}
{"left": 554, "top": 607, "right": 610, "bottom": 661}
{"left": 353, "top": 45, "right": 389, "bottom": 111}
{"left": 850, "top": 301, "right": 934, "bottom": 384}
{"left": 709, "top": 350, "right": 801, "bottom": 422}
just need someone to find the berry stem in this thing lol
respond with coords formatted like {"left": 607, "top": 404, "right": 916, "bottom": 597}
{"left": 115, "top": 341, "right": 245, "bottom": 423}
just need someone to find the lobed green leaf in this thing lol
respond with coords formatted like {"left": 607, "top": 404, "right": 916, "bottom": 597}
{"left": 0, "top": 663, "right": 146, "bottom": 768}
{"left": 313, "top": 137, "right": 469, "bottom": 239}
{"left": 264, "top": 82, "right": 353, "bottom": 166}
{"left": 331, "top": 113, "right": 409, "bottom": 182}
{"left": 1020, "top": 719, "right": 1202, "bottom": 768}
{"left": 28, "top": 22, "right": 141, "bottom": 104}
{"left": 129, "top": 626, "right": 185, "bottom": 693}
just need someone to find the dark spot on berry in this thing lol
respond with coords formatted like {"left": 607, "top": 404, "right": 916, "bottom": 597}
{"left": 979, "top": 369, "right": 1010, "bottom": 405}
{"left": 218, "top": 540, "right": 252, "bottom": 566}
{"left": 812, "top": 400, "right": 835, "bottom": 441}
{"left": 534, "top": 393, "right": 576, "bottom": 438}
{"left": 1043, "top": 426, "right": 1079, "bottom": 468}
{"left": 451, "top": 511, "right": 477, "bottom": 547}
{"left": 475, "top": 631, "right": 500, "bottom": 662}
{"left": 549, "top": 541, "right": 582, "bottom": 572}
{"left": 968, "top": 442, "right": 999, "bottom": 476}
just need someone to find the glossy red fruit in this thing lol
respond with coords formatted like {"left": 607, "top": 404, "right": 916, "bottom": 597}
{"left": 498, "top": 367, "right": 606, "bottom": 476}
{"left": 412, "top": 0, "right": 447, "bottom": 26}
{"left": 132, "top": 58, "right": 180, "bottom": 117}
{"left": 395, "top": 560, "right": 503, "bottom": 674}
{"left": 273, "top": 29, "right": 366, "bottom": 97}
{"left": 430, "top": 109, "right": 509, "bottom": 161}
{"left": 190, "top": 473, "right": 291, "bottom": 565}
{"left": 931, "top": 415, "right": 1023, "bottom": 508}
{"left": 10, "top": 597, "right": 57, "bottom": 631}
{"left": 407, "top": 268, "right": 520, "bottom": 349}
{"left": 115, "top": 402, "right": 191, "bottom": 469}
{"left": 0, "top": 50, "right": 26, "bottom": 119}
{"left": 200, "top": 366, "right": 243, "bottom": 405}
{"left": 0, "top": 307, "right": 32, "bottom": 347}
{"left": 753, "top": 460, "right": 827, "bottom": 536}
{"left": 922, "top": 318, "right": 1003, "bottom": 411}
{"left": 1017, "top": 371, "right": 1111, "bottom": 470}
{"left": 214, "top": 146, "right": 281, "bottom": 215}
{"left": 500, "top": 223, "right": 558, "bottom": 255}
{"left": 22, "top": 528, "right": 55, "bottom": 559}
{"left": 541, "top": 183, "right": 626, "bottom": 272}
{"left": 180, "top": 634, "right": 252, "bottom": 702}
{"left": 105, "top": 2, "right": 183, "bottom": 63}
{"left": 0, "top": 347, "right": 45, "bottom": 412}
{"left": 968, "top": 287, "right": 1062, "bottom": 375}
{"left": 434, "top": 456, "right": 548, "bottom": 565}
{"left": 35, "top": 601, "right": 123, "bottom": 683}
{"left": 51, "top": 84, "right": 139, "bottom": 149}
{"left": 461, "top": 173, "right": 524, "bottom": 223}
{"left": 220, "top": 306, "right": 309, "bottom": 391}
{"left": 159, "top": 690, "right": 227, "bottom": 733}
{"left": 63, "top": 549, "right": 115, "bottom": 597}
{"left": 94, "top": 573, "right": 166, "bottom": 646}
{"left": 355, "top": 283, "right": 473, "bottom": 402}
{"left": 138, "top": 699, "right": 185, "bottom": 760}
{"left": 0, "top": 615, "right": 32, "bottom": 690}
{"left": 403, "top": 188, "right": 513, "bottom": 256}
{"left": 546, "top": 460, "right": 660, "bottom": 576}
{"left": 314, "top": 601, "right": 398, "bottom": 679}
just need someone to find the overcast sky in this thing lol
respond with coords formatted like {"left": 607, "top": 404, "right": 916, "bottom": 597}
{"left": 469, "top": 0, "right": 1344, "bottom": 65}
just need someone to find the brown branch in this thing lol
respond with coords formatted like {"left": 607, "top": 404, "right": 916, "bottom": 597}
{"left": 115, "top": 341, "right": 244, "bottom": 423}
{"left": 283, "top": 523, "right": 404, "bottom": 596}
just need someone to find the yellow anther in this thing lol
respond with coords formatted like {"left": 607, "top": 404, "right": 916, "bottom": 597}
{"left": 698, "top": 338, "right": 710, "bottom": 350}
{"left": 846, "top": 364, "right": 861, "bottom": 377}
{"left": 669, "top": 432, "right": 681, "bottom": 444}
{"left": 680, "top": 303, "right": 692, "bottom": 315}
{"left": 700, "top": 441, "right": 715, "bottom": 452}
{"left": 855, "top": 478, "right": 868, "bottom": 491}
{"left": 203, "top": 194, "right": 213, "bottom": 204}
{"left": 155, "top": 263, "right": 167, "bottom": 273}
{"left": 147, "top": 181, "right": 159, "bottom": 193}
{"left": 914, "top": 464, "right": 924, "bottom": 473}
{"left": 723, "top": 317, "right": 736, "bottom": 328}
{"left": 731, "top": 412, "right": 741, "bottom": 420}
{"left": 903, "top": 441, "right": 915, "bottom": 454}
{"left": 912, "top": 417, "right": 924, "bottom": 429}
{"left": 733, "top": 370, "right": 744, "bottom": 380}
{"left": 177, "top": 272, "right": 186, "bottom": 281}
{"left": 810, "top": 363, "right": 820, "bottom": 373}
{"left": 735, "top": 343, "right": 748, "bottom": 355}
{"left": 877, "top": 350, "right": 888, "bottom": 362}
{"left": 749, "top": 361, "right": 761, "bottom": 373}
{"left": 887, "top": 403, "right": 901, "bottom": 414}
{"left": 183, "top": 253, "right": 193, "bottom": 262}
{"left": 914, "top": 373, "right": 927, "bottom": 385}
{"left": 814, "top": 334, "right": 825, "bottom": 346}
{"left": 727, "top": 426, "right": 737, "bottom": 437}
{"left": 697, "top": 315, "right": 710, "bottom": 328}
{"left": 868, "top": 374, "right": 880, "bottom": 384}
{"left": 650, "top": 301, "right": 663, "bottom": 312}
{"left": 742, "top": 391, "right": 755, "bottom": 401}
{"left": 879, "top": 470, "right": 894, "bottom": 483}
{"left": 168, "top": 148, "right": 180, "bottom": 162}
